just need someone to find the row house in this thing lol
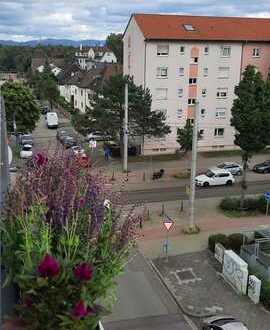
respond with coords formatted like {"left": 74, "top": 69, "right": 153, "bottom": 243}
{"left": 58, "top": 64, "right": 122, "bottom": 113}
{"left": 123, "top": 14, "right": 270, "bottom": 155}
{"left": 75, "top": 45, "right": 118, "bottom": 70}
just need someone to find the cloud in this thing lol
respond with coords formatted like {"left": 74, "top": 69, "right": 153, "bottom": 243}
{"left": 0, "top": 0, "right": 270, "bottom": 41}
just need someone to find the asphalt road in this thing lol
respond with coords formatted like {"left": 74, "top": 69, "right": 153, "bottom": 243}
{"left": 125, "top": 180, "right": 270, "bottom": 203}
{"left": 104, "top": 251, "right": 193, "bottom": 330}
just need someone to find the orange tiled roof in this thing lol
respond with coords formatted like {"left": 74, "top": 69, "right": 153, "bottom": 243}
{"left": 133, "top": 14, "right": 270, "bottom": 42}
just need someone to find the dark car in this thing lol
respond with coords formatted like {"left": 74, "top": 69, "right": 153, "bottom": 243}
{"left": 41, "top": 105, "right": 50, "bottom": 115}
{"left": 253, "top": 160, "right": 270, "bottom": 174}
{"left": 105, "top": 143, "right": 138, "bottom": 157}
{"left": 62, "top": 136, "right": 77, "bottom": 149}
{"left": 57, "top": 129, "right": 74, "bottom": 143}
{"left": 202, "top": 315, "right": 248, "bottom": 330}
{"left": 20, "top": 134, "right": 33, "bottom": 146}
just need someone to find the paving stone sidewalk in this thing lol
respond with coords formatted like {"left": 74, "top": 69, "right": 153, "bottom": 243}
{"left": 154, "top": 250, "right": 270, "bottom": 330}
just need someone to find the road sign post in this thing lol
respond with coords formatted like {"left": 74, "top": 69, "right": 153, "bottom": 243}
{"left": 264, "top": 192, "right": 270, "bottom": 216}
{"left": 163, "top": 214, "right": 174, "bottom": 261}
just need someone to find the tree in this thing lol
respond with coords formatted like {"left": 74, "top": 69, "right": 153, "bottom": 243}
{"left": 89, "top": 75, "right": 170, "bottom": 155}
{"left": 1, "top": 81, "right": 40, "bottom": 133}
{"left": 106, "top": 33, "right": 123, "bottom": 64}
{"left": 177, "top": 120, "right": 193, "bottom": 154}
{"left": 231, "top": 65, "right": 270, "bottom": 207}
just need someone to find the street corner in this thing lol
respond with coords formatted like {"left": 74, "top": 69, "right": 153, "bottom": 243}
{"left": 153, "top": 250, "right": 270, "bottom": 330}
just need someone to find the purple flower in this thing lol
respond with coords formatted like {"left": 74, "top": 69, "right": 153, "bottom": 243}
{"left": 72, "top": 300, "right": 88, "bottom": 319}
{"left": 74, "top": 263, "right": 93, "bottom": 281}
{"left": 37, "top": 254, "right": 60, "bottom": 278}
{"left": 34, "top": 152, "right": 48, "bottom": 167}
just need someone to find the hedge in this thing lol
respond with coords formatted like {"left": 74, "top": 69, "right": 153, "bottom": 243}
{"left": 220, "top": 195, "right": 267, "bottom": 213}
{"left": 208, "top": 232, "right": 244, "bottom": 253}
{"left": 208, "top": 234, "right": 228, "bottom": 253}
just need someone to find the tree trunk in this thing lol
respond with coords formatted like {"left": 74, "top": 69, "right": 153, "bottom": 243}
{"left": 240, "top": 153, "right": 248, "bottom": 210}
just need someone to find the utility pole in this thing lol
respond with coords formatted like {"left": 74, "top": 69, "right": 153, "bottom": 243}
{"left": 188, "top": 101, "right": 199, "bottom": 230}
{"left": 123, "top": 83, "right": 128, "bottom": 172}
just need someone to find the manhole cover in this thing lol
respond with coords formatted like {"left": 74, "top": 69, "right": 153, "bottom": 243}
{"left": 176, "top": 270, "right": 195, "bottom": 281}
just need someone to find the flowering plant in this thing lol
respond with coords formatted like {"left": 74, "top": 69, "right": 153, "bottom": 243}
{"left": 2, "top": 150, "right": 141, "bottom": 329}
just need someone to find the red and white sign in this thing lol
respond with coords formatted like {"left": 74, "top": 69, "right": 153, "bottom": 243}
{"left": 163, "top": 215, "right": 174, "bottom": 231}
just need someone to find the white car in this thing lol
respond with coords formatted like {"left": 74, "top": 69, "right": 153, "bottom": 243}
{"left": 20, "top": 144, "right": 33, "bottom": 159}
{"left": 195, "top": 168, "right": 235, "bottom": 187}
{"left": 202, "top": 315, "right": 248, "bottom": 330}
{"left": 216, "top": 162, "right": 243, "bottom": 176}
{"left": 46, "top": 112, "right": 59, "bottom": 129}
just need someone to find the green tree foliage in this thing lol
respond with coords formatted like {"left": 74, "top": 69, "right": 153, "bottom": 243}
{"left": 177, "top": 120, "right": 193, "bottom": 153}
{"left": 88, "top": 75, "right": 170, "bottom": 154}
{"left": 1, "top": 81, "right": 40, "bottom": 133}
{"left": 231, "top": 65, "right": 270, "bottom": 206}
{"left": 106, "top": 33, "right": 123, "bottom": 64}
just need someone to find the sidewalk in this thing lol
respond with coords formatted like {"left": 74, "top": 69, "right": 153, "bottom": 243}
{"left": 137, "top": 198, "right": 270, "bottom": 259}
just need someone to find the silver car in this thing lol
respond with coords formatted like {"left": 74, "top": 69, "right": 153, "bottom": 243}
{"left": 202, "top": 315, "right": 248, "bottom": 330}
{"left": 216, "top": 162, "right": 243, "bottom": 176}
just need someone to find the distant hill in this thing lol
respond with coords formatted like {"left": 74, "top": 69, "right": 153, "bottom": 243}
{"left": 0, "top": 39, "right": 105, "bottom": 47}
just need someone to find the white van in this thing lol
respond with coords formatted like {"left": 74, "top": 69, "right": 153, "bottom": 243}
{"left": 46, "top": 112, "right": 58, "bottom": 129}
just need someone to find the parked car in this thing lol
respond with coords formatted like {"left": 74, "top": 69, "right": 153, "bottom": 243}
{"left": 20, "top": 144, "right": 33, "bottom": 159}
{"left": 86, "top": 131, "right": 111, "bottom": 142}
{"left": 62, "top": 136, "right": 77, "bottom": 149}
{"left": 46, "top": 112, "right": 59, "bottom": 129}
{"left": 41, "top": 105, "right": 49, "bottom": 115}
{"left": 195, "top": 168, "right": 235, "bottom": 187}
{"left": 253, "top": 160, "right": 270, "bottom": 174}
{"left": 105, "top": 143, "right": 138, "bottom": 158}
{"left": 202, "top": 315, "right": 248, "bottom": 330}
{"left": 20, "top": 134, "right": 33, "bottom": 146}
{"left": 71, "top": 145, "right": 86, "bottom": 156}
{"left": 216, "top": 162, "right": 243, "bottom": 176}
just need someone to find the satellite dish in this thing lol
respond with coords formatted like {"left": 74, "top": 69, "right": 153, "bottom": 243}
{"left": 8, "top": 145, "right": 13, "bottom": 166}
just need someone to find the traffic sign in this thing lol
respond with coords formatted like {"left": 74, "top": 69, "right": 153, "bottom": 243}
{"left": 163, "top": 214, "right": 174, "bottom": 231}
{"left": 264, "top": 192, "right": 270, "bottom": 201}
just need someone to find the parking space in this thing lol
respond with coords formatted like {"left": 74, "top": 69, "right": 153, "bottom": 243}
{"left": 154, "top": 250, "right": 270, "bottom": 330}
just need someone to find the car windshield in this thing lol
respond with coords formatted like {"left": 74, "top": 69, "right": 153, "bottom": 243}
{"left": 23, "top": 146, "right": 32, "bottom": 151}
{"left": 205, "top": 170, "right": 215, "bottom": 178}
{"left": 217, "top": 163, "right": 225, "bottom": 168}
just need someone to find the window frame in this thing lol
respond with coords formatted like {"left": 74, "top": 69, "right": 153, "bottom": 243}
{"left": 157, "top": 44, "right": 169, "bottom": 56}
{"left": 188, "top": 98, "right": 196, "bottom": 105}
{"left": 176, "top": 109, "right": 183, "bottom": 118}
{"left": 189, "top": 78, "right": 197, "bottom": 85}
{"left": 216, "top": 88, "right": 228, "bottom": 99}
{"left": 156, "top": 88, "right": 168, "bottom": 100}
{"left": 218, "top": 66, "right": 230, "bottom": 79}
{"left": 200, "top": 108, "right": 206, "bottom": 118}
{"left": 220, "top": 45, "right": 231, "bottom": 58}
{"left": 156, "top": 66, "right": 168, "bottom": 79}
{"left": 180, "top": 45, "right": 185, "bottom": 54}
{"left": 202, "top": 88, "right": 207, "bottom": 97}
{"left": 215, "top": 108, "right": 226, "bottom": 119}
{"left": 204, "top": 46, "right": 209, "bottom": 55}
{"left": 214, "top": 127, "right": 225, "bottom": 137}
{"left": 177, "top": 88, "right": 183, "bottom": 98}
{"left": 203, "top": 68, "right": 208, "bottom": 77}
{"left": 178, "top": 67, "right": 184, "bottom": 76}
{"left": 252, "top": 48, "right": 261, "bottom": 58}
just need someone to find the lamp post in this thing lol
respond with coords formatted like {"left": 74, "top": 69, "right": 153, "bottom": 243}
{"left": 123, "top": 83, "right": 128, "bottom": 173}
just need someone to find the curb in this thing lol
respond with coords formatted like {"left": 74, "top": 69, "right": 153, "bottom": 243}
{"left": 140, "top": 251, "right": 214, "bottom": 319}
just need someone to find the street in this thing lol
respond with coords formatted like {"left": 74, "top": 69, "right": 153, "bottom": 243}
{"left": 104, "top": 251, "right": 194, "bottom": 330}
{"left": 125, "top": 179, "right": 270, "bottom": 203}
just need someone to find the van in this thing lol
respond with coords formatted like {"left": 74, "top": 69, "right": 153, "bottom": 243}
{"left": 46, "top": 112, "right": 58, "bottom": 129}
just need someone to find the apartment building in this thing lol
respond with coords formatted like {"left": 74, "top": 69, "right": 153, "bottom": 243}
{"left": 123, "top": 14, "right": 270, "bottom": 155}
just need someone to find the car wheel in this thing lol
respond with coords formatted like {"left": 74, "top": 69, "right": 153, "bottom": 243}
{"left": 226, "top": 180, "right": 233, "bottom": 186}
{"left": 203, "top": 182, "right": 209, "bottom": 187}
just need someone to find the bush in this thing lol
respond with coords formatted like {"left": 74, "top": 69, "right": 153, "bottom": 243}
{"left": 227, "top": 233, "right": 244, "bottom": 253}
{"left": 260, "top": 281, "right": 270, "bottom": 309}
{"left": 208, "top": 234, "right": 228, "bottom": 253}
{"left": 220, "top": 195, "right": 267, "bottom": 213}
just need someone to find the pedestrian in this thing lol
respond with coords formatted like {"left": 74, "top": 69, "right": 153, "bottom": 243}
{"left": 104, "top": 145, "right": 110, "bottom": 161}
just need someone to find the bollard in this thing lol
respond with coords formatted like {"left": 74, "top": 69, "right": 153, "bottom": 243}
{"left": 160, "top": 204, "right": 165, "bottom": 217}
{"left": 147, "top": 209, "right": 150, "bottom": 221}
{"left": 111, "top": 170, "right": 115, "bottom": 181}
{"left": 180, "top": 200, "right": 184, "bottom": 212}
{"left": 143, "top": 172, "right": 146, "bottom": 182}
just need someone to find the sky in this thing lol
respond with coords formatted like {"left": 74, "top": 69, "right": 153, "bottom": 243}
{"left": 0, "top": 0, "right": 270, "bottom": 41}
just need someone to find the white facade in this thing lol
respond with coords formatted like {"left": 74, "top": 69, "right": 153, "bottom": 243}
{"left": 123, "top": 17, "right": 242, "bottom": 154}
{"left": 59, "top": 84, "right": 92, "bottom": 113}
{"left": 100, "top": 51, "right": 117, "bottom": 63}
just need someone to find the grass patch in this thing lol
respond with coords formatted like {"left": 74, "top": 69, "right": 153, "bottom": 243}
{"left": 201, "top": 147, "right": 270, "bottom": 158}
{"left": 222, "top": 209, "right": 260, "bottom": 218}
{"left": 173, "top": 170, "right": 190, "bottom": 179}
{"left": 128, "top": 153, "right": 184, "bottom": 163}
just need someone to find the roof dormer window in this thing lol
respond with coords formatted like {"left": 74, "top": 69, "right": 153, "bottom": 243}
{"left": 183, "top": 24, "right": 195, "bottom": 31}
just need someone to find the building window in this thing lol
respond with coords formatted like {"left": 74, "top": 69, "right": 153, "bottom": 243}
{"left": 156, "top": 67, "right": 168, "bottom": 78}
{"left": 204, "top": 46, "right": 209, "bottom": 55}
{"left": 191, "top": 57, "right": 198, "bottom": 64}
{"left": 215, "top": 108, "right": 226, "bottom": 119}
{"left": 202, "top": 88, "right": 207, "bottom": 97}
{"left": 188, "top": 98, "right": 196, "bottom": 105}
{"left": 218, "top": 67, "right": 230, "bottom": 79}
{"left": 203, "top": 68, "right": 208, "bottom": 77}
{"left": 199, "top": 129, "right": 204, "bottom": 139}
{"left": 178, "top": 67, "right": 184, "bottom": 76}
{"left": 157, "top": 44, "right": 169, "bottom": 56}
{"left": 176, "top": 109, "right": 183, "bottom": 118}
{"left": 187, "top": 118, "right": 194, "bottom": 125}
{"left": 177, "top": 88, "right": 183, "bottom": 97}
{"left": 152, "top": 148, "right": 159, "bottom": 152}
{"left": 156, "top": 88, "right": 168, "bottom": 100}
{"left": 183, "top": 24, "right": 195, "bottom": 31}
{"left": 189, "top": 78, "right": 197, "bottom": 85}
{"left": 214, "top": 128, "right": 225, "bottom": 137}
{"left": 200, "top": 108, "right": 206, "bottom": 118}
{"left": 155, "top": 109, "right": 167, "bottom": 117}
{"left": 216, "top": 88, "right": 228, "bottom": 99}
{"left": 220, "top": 46, "right": 231, "bottom": 57}
{"left": 252, "top": 48, "right": 260, "bottom": 57}
{"left": 180, "top": 46, "right": 185, "bottom": 54}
